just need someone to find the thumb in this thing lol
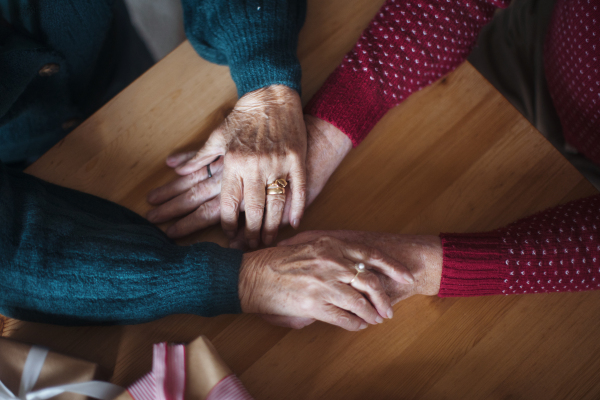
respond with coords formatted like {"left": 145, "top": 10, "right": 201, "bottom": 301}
{"left": 277, "top": 230, "right": 331, "bottom": 246}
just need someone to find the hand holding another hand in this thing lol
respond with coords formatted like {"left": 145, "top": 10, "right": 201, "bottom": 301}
{"left": 239, "top": 235, "right": 415, "bottom": 331}
{"left": 280, "top": 231, "right": 444, "bottom": 304}
{"left": 147, "top": 112, "right": 352, "bottom": 246}
{"left": 147, "top": 85, "right": 308, "bottom": 247}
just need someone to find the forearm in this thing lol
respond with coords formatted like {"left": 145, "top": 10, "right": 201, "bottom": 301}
{"left": 0, "top": 165, "right": 242, "bottom": 325}
{"left": 439, "top": 195, "right": 600, "bottom": 297}
{"left": 306, "top": 0, "right": 509, "bottom": 146}
{"left": 182, "top": 0, "right": 306, "bottom": 96}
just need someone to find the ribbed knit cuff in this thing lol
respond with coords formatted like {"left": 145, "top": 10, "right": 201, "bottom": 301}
{"left": 227, "top": 38, "right": 302, "bottom": 98}
{"left": 183, "top": 0, "right": 305, "bottom": 98}
{"left": 439, "top": 232, "right": 506, "bottom": 297}
{"left": 305, "top": 66, "right": 393, "bottom": 147}
{"left": 183, "top": 242, "right": 244, "bottom": 317}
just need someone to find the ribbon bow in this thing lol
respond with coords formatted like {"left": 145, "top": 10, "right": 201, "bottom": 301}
{"left": 0, "top": 346, "right": 123, "bottom": 400}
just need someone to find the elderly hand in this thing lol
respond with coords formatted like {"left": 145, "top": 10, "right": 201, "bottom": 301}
{"left": 239, "top": 235, "right": 415, "bottom": 330}
{"left": 146, "top": 85, "right": 307, "bottom": 248}
{"left": 147, "top": 115, "right": 351, "bottom": 245}
{"left": 280, "top": 231, "right": 443, "bottom": 303}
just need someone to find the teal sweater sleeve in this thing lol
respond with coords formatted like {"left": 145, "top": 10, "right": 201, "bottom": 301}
{"left": 0, "top": 164, "right": 243, "bottom": 326}
{"left": 181, "top": 0, "right": 306, "bottom": 97}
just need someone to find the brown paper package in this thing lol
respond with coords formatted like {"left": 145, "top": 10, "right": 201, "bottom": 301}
{"left": 0, "top": 337, "right": 114, "bottom": 400}
{"left": 115, "top": 336, "right": 232, "bottom": 400}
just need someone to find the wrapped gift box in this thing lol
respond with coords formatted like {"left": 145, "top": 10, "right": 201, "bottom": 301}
{"left": 0, "top": 337, "right": 123, "bottom": 400}
{"left": 116, "top": 336, "right": 253, "bottom": 400}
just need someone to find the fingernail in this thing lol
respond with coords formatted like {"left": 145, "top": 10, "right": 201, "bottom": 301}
{"left": 264, "top": 235, "right": 273, "bottom": 245}
{"left": 230, "top": 241, "right": 244, "bottom": 250}
{"left": 387, "top": 308, "right": 394, "bottom": 319}
{"left": 166, "top": 157, "right": 177, "bottom": 167}
{"left": 292, "top": 219, "right": 299, "bottom": 229}
{"left": 375, "top": 316, "right": 383, "bottom": 324}
{"left": 249, "top": 239, "right": 259, "bottom": 249}
{"left": 359, "top": 323, "right": 368, "bottom": 330}
{"left": 405, "top": 275, "right": 415, "bottom": 284}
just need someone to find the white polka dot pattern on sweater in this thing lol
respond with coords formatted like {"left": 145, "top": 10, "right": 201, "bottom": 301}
{"left": 306, "top": 0, "right": 509, "bottom": 145}
{"left": 545, "top": 0, "right": 600, "bottom": 165}
{"left": 499, "top": 195, "right": 600, "bottom": 295}
{"left": 341, "top": 0, "right": 503, "bottom": 105}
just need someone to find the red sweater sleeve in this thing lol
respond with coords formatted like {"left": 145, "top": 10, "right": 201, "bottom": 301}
{"left": 305, "top": 0, "right": 509, "bottom": 146}
{"left": 439, "top": 195, "right": 600, "bottom": 297}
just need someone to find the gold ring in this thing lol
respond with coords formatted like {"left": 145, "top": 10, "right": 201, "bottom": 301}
{"left": 267, "top": 187, "right": 285, "bottom": 195}
{"left": 266, "top": 178, "right": 287, "bottom": 195}
{"left": 349, "top": 262, "right": 366, "bottom": 284}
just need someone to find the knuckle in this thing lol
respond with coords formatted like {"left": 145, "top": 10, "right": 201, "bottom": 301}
{"left": 187, "top": 185, "right": 200, "bottom": 202}
{"left": 191, "top": 151, "right": 204, "bottom": 163}
{"left": 245, "top": 205, "right": 264, "bottom": 222}
{"left": 351, "top": 296, "right": 368, "bottom": 311}
{"left": 267, "top": 197, "right": 285, "bottom": 213}
{"left": 366, "top": 276, "right": 381, "bottom": 291}
{"left": 370, "top": 249, "right": 385, "bottom": 261}
{"left": 315, "top": 235, "right": 334, "bottom": 247}
{"left": 221, "top": 198, "right": 239, "bottom": 215}
{"left": 190, "top": 169, "right": 204, "bottom": 183}
{"left": 334, "top": 314, "right": 351, "bottom": 327}
{"left": 198, "top": 202, "right": 214, "bottom": 221}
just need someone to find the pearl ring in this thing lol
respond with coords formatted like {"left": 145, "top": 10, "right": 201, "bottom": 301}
{"left": 349, "top": 262, "right": 366, "bottom": 284}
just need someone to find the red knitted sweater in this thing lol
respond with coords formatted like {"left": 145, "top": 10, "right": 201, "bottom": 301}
{"left": 305, "top": 0, "right": 600, "bottom": 297}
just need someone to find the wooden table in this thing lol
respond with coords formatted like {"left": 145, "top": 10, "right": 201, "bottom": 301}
{"left": 3, "top": 0, "right": 600, "bottom": 398}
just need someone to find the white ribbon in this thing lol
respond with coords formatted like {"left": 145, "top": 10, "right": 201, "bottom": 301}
{"left": 0, "top": 346, "right": 123, "bottom": 400}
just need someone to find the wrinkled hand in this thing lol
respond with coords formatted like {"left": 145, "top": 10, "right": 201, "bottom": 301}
{"left": 147, "top": 114, "right": 351, "bottom": 246}
{"left": 147, "top": 85, "right": 307, "bottom": 248}
{"left": 280, "top": 231, "right": 443, "bottom": 304}
{"left": 238, "top": 235, "right": 415, "bottom": 331}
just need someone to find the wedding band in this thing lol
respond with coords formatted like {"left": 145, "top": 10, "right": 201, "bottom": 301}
{"left": 349, "top": 262, "right": 366, "bottom": 284}
{"left": 266, "top": 178, "right": 287, "bottom": 195}
{"left": 206, "top": 156, "right": 221, "bottom": 179}
{"left": 267, "top": 187, "right": 285, "bottom": 195}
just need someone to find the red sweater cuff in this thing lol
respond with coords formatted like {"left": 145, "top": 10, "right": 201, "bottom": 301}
{"left": 439, "top": 232, "right": 506, "bottom": 297}
{"left": 305, "top": 65, "right": 392, "bottom": 147}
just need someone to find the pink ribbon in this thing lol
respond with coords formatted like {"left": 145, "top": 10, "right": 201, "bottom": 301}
{"left": 126, "top": 343, "right": 252, "bottom": 400}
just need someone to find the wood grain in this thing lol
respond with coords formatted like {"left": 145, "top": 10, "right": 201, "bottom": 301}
{"left": 4, "top": 0, "right": 598, "bottom": 398}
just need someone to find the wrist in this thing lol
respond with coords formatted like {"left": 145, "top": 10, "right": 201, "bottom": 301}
{"left": 238, "top": 250, "right": 267, "bottom": 314}
{"left": 305, "top": 115, "right": 352, "bottom": 158}
{"left": 239, "top": 84, "right": 301, "bottom": 107}
{"left": 418, "top": 235, "right": 443, "bottom": 296}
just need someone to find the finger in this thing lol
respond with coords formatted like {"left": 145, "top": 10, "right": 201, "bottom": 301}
{"left": 229, "top": 228, "right": 246, "bottom": 250}
{"left": 176, "top": 133, "right": 225, "bottom": 175}
{"left": 166, "top": 196, "right": 221, "bottom": 238}
{"left": 166, "top": 151, "right": 197, "bottom": 168}
{"left": 147, "top": 157, "right": 224, "bottom": 205}
{"left": 259, "top": 315, "right": 316, "bottom": 329}
{"left": 328, "top": 283, "right": 383, "bottom": 325}
{"left": 346, "top": 267, "right": 393, "bottom": 320}
{"left": 278, "top": 230, "right": 331, "bottom": 246}
{"left": 341, "top": 243, "right": 415, "bottom": 284}
{"left": 243, "top": 177, "right": 266, "bottom": 249}
{"left": 220, "top": 165, "right": 243, "bottom": 239}
{"left": 288, "top": 160, "right": 307, "bottom": 229}
{"left": 316, "top": 304, "right": 368, "bottom": 331}
{"left": 146, "top": 176, "right": 222, "bottom": 224}
{"left": 262, "top": 190, "right": 286, "bottom": 246}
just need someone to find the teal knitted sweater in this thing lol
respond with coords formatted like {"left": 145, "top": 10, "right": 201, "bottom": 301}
{"left": 0, "top": 0, "right": 305, "bottom": 325}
